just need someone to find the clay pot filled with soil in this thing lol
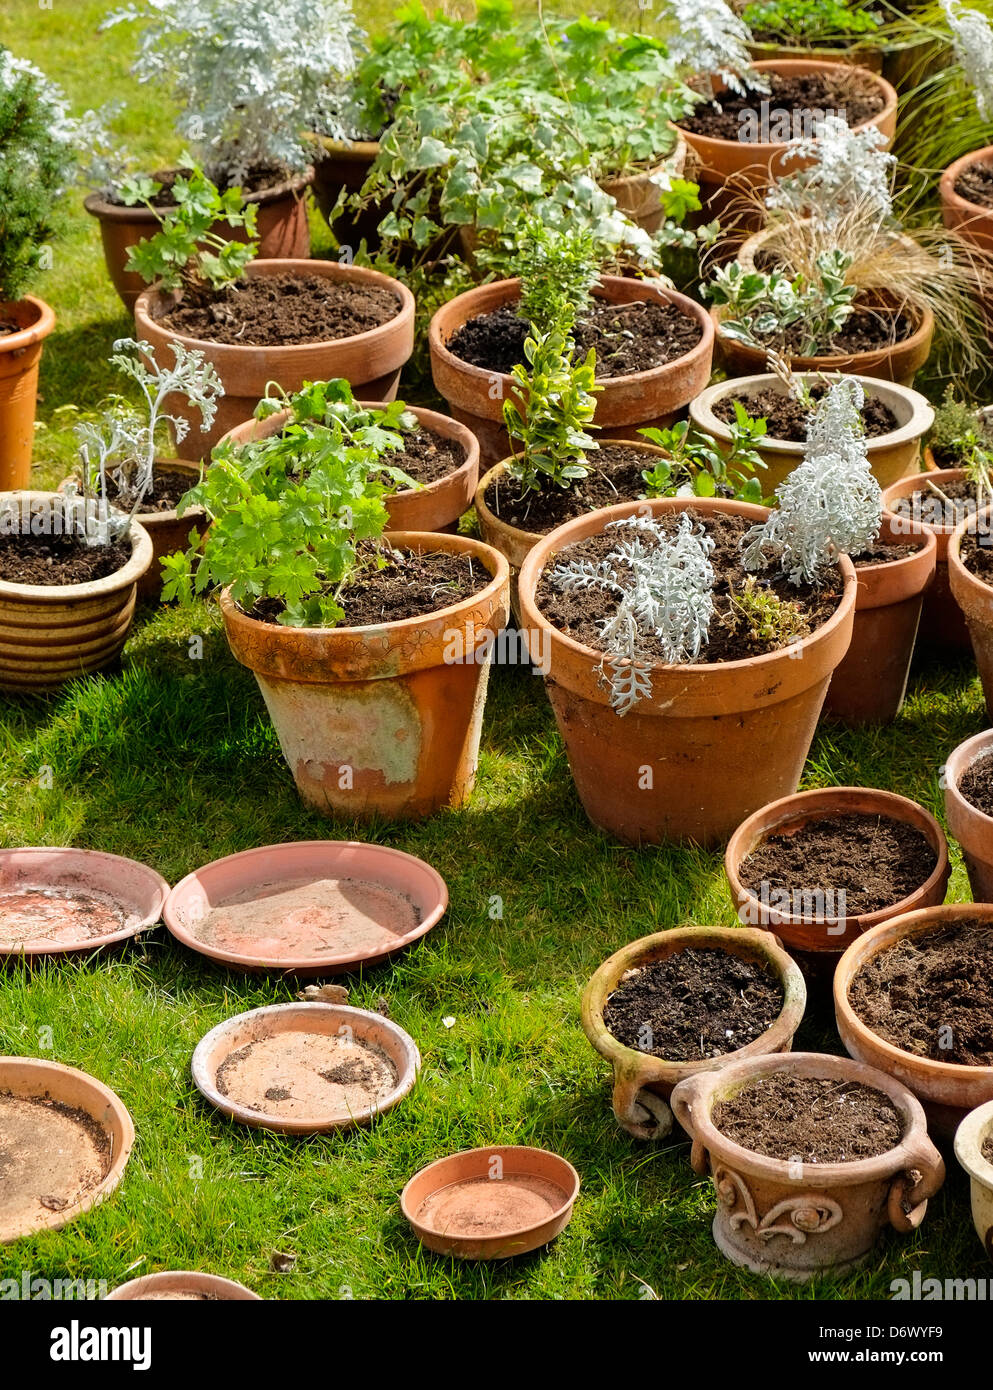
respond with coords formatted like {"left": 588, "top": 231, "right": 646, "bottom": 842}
{"left": 671, "top": 1051, "right": 944, "bottom": 1278}
{"left": 954, "top": 1100, "right": 993, "bottom": 1264}
{"left": 428, "top": 276, "right": 714, "bottom": 467}
{"left": 106, "top": 1272, "right": 262, "bottom": 1300}
{"left": 134, "top": 259, "right": 415, "bottom": 458}
{"left": 835, "top": 904, "right": 993, "bottom": 1136}
{"left": 219, "top": 531, "right": 509, "bottom": 819}
{"left": 725, "top": 786, "right": 950, "bottom": 963}
{"left": 943, "top": 728, "right": 993, "bottom": 902}
{"left": 690, "top": 372, "right": 933, "bottom": 497}
{"left": 940, "top": 146, "right": 993, "bottom": 260}
{"left": 85, "top": 167, "right": 313, "bottom": 312}
{"left": 517, "top": 496, "right": 857, "bottom": 847}
{"left": 0, "top": 491, "right": 153, "bottom": 692}
{"left": 0, "top": 296, "right": 55, "bottom": 491}
{"left": 221, "top": 403, "right": 478, "bottom": 535}
{"left": 308, "top": 136, "right": 382, "bottom": 241}
{"left": 600, "top": 133, "right": 689, "bottom": 234}
{"left": 882, "top": 467, "right": 975, "bottom": 652}
{"left": 580, "top": 925, "right": 807, "bottom": 1140}
{"left": 947, "top": 509, "right": 993, "bottom": 713}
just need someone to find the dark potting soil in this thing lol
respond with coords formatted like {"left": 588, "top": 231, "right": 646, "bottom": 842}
{"left": 0, "top": 317, "right": 20, "bottom": 337}
{"left": 783, "top": 302, "right": 915, "bottom": 356}
{"left": 983, "top": 1134, "right": 993, "bottom": 1164}
{"left": 712, "top": 1074, "right": 904, "bottom": 1163}
{"left": 679, "top": 70, "right": 885, "bottom": 142}
{"left": 246, "top": 546, "right": 491, "bottom": 627}
{"left": 850, "top": 541, "right": 922, "bottom": 567}
{"left": 534, "top": 509, "right": 842, "bottom": 663}
{"left": 446, "top": 299, "right": 703, "bottom": 379}
{"left": 603, "top": 947, "right": 783, "bottom": 1061}
{"left": 106, "top": 465, "right": 199, "bottom": 514}
{"left": 105, "top": 163, "right": 291, "bottom": 207}
{"left": 157, "top": 274, "right": 400, "bottom": 347}
{"left": 739, "top": 812, "right": 937, "bottom": 918}
{"left": 389, "top": 424, "right": 466, "bottom": 486}
{"left": 485, "top": 444, "right": 654, "bottom": 533}
{"left": 712, "top": 385, "right": 898, "bottom": 442}
{"left": 955, "top": 161, "right": 993, "bottom": 210}
{"left": 0, "top": 531, "right": 133, "bottom": 586}
{"left": 957, "top": 529, "right": 993, "bottom": 584}
{"left": 958, "top": 751, "right": 993, "bottom": 818}
{"left": 849, "top": 923, "right": 993, "bottom": 1065}
{"left": 908, "top": 475, "right": 977, "bottom": 526}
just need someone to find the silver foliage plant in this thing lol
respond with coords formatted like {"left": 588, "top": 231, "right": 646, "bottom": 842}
{"left": 550, "top": 513, "right": 716, "bottom": 715}
{"left": 741, "top": 378, "right": 883, "bottom": 584}
{"left": 942, "top": 0, "right": 993, "bottom": 121}
{"left": 661, "top": 0, "right": 769, "bottom": 96}
{"left": 766, "top": 115, "right": 895, "bottom": 228}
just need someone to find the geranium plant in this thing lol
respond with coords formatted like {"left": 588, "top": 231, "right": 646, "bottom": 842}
{"left": 123, "top": 164, "right": 259, "bottom": 293}
{"left": 639, "top": 408, "right": 768, "bottom": 502}
{"left": 741, "top": 0, "right": 883, "bottom": 45}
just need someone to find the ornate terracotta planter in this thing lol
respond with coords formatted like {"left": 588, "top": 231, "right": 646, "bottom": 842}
{"left": 0, "top": 296, "right": 55, "bottom": 491}
{"left": 948, "top": 509, "right": 993, "bottom": 714}
{"left": 882, "top": 467, "right": 972, "bottom": 651}
{"left": 954, "top": 1100, "right": 993, "bottom": 1264}
{"left": 943, "top": 727, "right": 993, "bottom": 903}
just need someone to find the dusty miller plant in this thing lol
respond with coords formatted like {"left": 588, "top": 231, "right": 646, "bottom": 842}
{"left": 765, "top": 115, "right": 895, "bottom": 228}
{"left": 660, "top": 0, "right": 769, "bottom": 95}
{"left": 942, "top": 0, "right": 993, "bottom": 121}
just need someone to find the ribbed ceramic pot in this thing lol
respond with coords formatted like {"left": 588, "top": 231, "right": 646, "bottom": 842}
{"left": 954, "top": 1100, "right": 993, "bottom": 1264}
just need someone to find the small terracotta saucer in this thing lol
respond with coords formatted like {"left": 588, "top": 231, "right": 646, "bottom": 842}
{"left": 401, "top": 1146, "right": 580, "bottom": 1259}
{"left": 105, "top": 1272, "right": 261, "bottom": 1300}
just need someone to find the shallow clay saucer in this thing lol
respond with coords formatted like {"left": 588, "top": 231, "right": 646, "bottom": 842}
{"left": 105, "top": 1271, "right": 261, "bottom": 1300}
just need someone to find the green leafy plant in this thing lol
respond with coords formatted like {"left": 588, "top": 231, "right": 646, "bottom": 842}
{"left": 254, "top": 376, "right": 428, "bottom": 472}
{"left": 928, "top": 389, "right": 993, "bottom": 506}
{"left": 639, "top": 406, "right": 769, "bottom": 502}
{"left": 725, "top": 574, "right": 812, "bottom": 645}
{"left": 123, "top": 163, "right": 258, "bottom": 293}
{"left": 705, "top": 251, "right": 858, "bottom": 357}
{"left": 502, "top": 328, "right": 600, "bottom": 494}
{"left": 742, "top": 0, "right": 883, "bottom": 43}
{"left": 514, "top": 219, "right": 600, "bottom": 336}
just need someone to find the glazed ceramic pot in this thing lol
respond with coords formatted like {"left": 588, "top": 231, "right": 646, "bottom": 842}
{"left": 940, "top": 146, "right": 993, "bottom": 258}
{"left": 725, "top": 785, "right": 950, "bottom": 956}
{"left": 517, "top": 496, "right": 856, "bottom": 846}
{"left": 221, "top": 403, "right": 478, "bottom": 535}
{"left": 134, "top": 259, "right": 416, "bottom": 458}
{"left": 690, "top": 372, "right": 933, "bottom": 496}
{"left": 580, "top": 925, "right": 807, "bottom": 1140}
{"left": 671, "top": 1051, "right": 944, "bottom": 1279}
{"left": 944, "top": 728, "right": 993, "bottom": 902}
{"left": 219, "top": 531, "right": 509, "bottom": 819}
{"left": 429, "top": 276, "right": 714, "bottom": 467}
{"left": 882, "top": 467, "right": 972, "bottom": 651}
{"left": 0, "top": 492, "right": 152, "bottom": 692}
{"left": 948, "top": 509, "right": 993, "bottom": 714}
{"left": 954, "top": 1100, "right": 993, "bottom": 1263}
{"left": 834, "top": 903, "right": 993, "bottom": 1136}
{"left": 105, "top": 1272, "right": 262, "bottom": 1300}
{"left": 0, "top": 296, "right": 55, "bottom": 490}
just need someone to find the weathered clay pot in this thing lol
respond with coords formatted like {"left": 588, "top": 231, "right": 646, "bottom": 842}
{"left": 940, "top": 146, "right": 993, "bottom": 258}
{"left": 85, "top": 168, "right": 313, "bottom": 312}
{"left": 882, "top": 467, "right": 972, "bottom": 651}
{"left": 954, "top": 1100, "right": 993, "bottom": 1263}
{"left": 671, "top": 1050, "right": 944, "bottom": 1278}
{"left": 105, "top": 1271, "right": 262, "bottom": 1300}
{"left": 822, "top": 519, "right": 936, "bottom": 725}
{"left": 690, "top": 372, "right": 933, "bottom": 496}
{"left": 517, "top": 496, "right": 857, "bottom": 846}
{"left": 219, "top": 531, "right": 509, "bottom": 819}
{"left": 725, "top": 785, "right": 950, "bottom": 957}
{"left": 948, "top": 509, "right": 993, "bottom": 714}
{"left": 428, "top": 276, "right": 714, "bottom": 467}
{"left": 835, "top": 903, "right": 993, "bottom": 1136}
{"left": 134, "top": 259, "right": 416, "bottom": 458}
{"left": 580, "top": 925, "right": 807, "bottom": 1140}
{"left": 0, "top": 492, "right": 153, "bottom": 692}
{"left": 595, "top": 133, "right": 689, "bottom": 234}
{"left": 220, "top": 403, "right": 478, "bottom": 535}
{"left": 0, "top": 296, "right": 55, "bottom": 491}
{"left": 943, "top": 727, "right": 993, "bottom": 902}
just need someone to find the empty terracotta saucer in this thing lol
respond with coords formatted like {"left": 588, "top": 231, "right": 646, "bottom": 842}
{"left": 105, "top": 1271, "right": 261, "bottom": 1300}
{"left": 192, "top": 1001, "right": 421, "bottom": 1134}
{"left": 164, "top": 840, "right": 447, "bottom": 975}
{"left": 0, "top": 847, "right": 169, "bottom": 960}
{"left": 0, "top": 1057, "right": 134, "bottom": 1243}
{"left": 401, "top": 1146, "right": 580, "bottom": 1260}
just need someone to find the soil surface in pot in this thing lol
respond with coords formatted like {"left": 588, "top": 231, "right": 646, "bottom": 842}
{"left": 0, "top": 531, "right": 133, "bottom": 586}
{"left": 954, "top": 161, "right": 993, "bottom": 210}
{"left": 106, "top": 465, "right": 200, "bottom": 515}
{"left": 680, "top": 70, "right": 885, "bottom": 141}
{"left": 907, "top": 475, "right": 977, "bottom": 526}
{"left": 849, "top": 923, "right": 993, "bottom": 1065}
{"left": 214, "top": 1031, "right": 399, "bottom": 1121}
{"left": 390, "top": 424, "right": 466, "bottom": 486}
{"left": 731, "top": 298, "right": 915, "bottom": 355}
{"left": 712, "top": 385, "right": 897, "bottom": 442}
{"left": 739, "top": 812, "right": 937, "bottom": 917}
{"left": 603, "top": 946, "right": 783, "bottom": 1061}
{"left": 957, "top": 751, "right": 993, "bottom": 818}
{"left": 535, "top": 509, "right": 842, "bottom": 662}
{"left": 957, "top": 529, "right": 993, "bottom": 583}
{"left": 850, "top": 540, "right": 922, "bottom": 567}
{"left": 247, "top": 546, "right": 491, "bottom": 626}
{"left": 103, "top": 163, "right": 293, "bottom": 207}
{"left": 712, "top": 1074, "right": 904, "bottom": 1162}
{"left": 983, "top": 1134, "right": 993, "bottom": 1163}
{"left": 485, "top": 444, "right": 657, "bottom": 533}
{"left": 447, "top": 299, "right": 703, "bottom": 378}
{"left": 157, "top": 274, "right": 399, "bottom": 347}
{"left": 0, "top": 886, "right": 129, "bottom": 949}
{"left": 0, "top": 1092, "right": 112, "bottom": 1229}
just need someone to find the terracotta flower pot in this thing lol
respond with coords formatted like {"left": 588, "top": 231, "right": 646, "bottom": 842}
{"left": 822, "top": 519, "right": 936, "bottom": 725}
{"left": 85, "top": 168, "right": 313, "bottom": 312}
{"left": 219, "top": 531, "right": 509, "bottom": 819}
{"left": 517, "top": 496, "right": 857, "bottom": 847}
{"left": 834, "top": 903, "right": 993, "bottom": 1135}
{"left": 671, "top": 1051, "right": 944, "bottom": 1278}
{"left": 134, "top": 259, "right": 416, "bottom": 459}
{"left": 220, "top": 404, "right": 478, "bottom": 535}
{"left": 0, "top": 492, "right": 153, "bottom": 692}
{"left": 882, "top": 467, "right": 972, "bottom": 651}
{"left": 954, "top": 1100, "right": 993, "bottom": 1263}
{"left": 580, "top": 925, "right": 807, "bottom": 1140}
{"left": 948, "top": 509, "right": 993, "bottom": 715}
{"left": 308, "top": 135, "right": 381, "bottom": 233}
{"left": 105, "top": 1272, "right": 262, "bottom": 1300}
{"left": 940, "top": 146, "right": 993, "bottom": 258}
{"left": 725, "top": 785, "right": 950, "bottom": 957}
{"left": 0, "top": 296, "right": 55, "bottom": 491}
{"left": 428, "top": 276, "right": 715, "bottom": 467}
{"left": 690, "top": 372, "right": 933, "bottom": 497}
{"left": 597, "top": 133, "right": 689, "bottom": 234}
{"left": 943, "top": 727, "right": 993, "bottom": 902}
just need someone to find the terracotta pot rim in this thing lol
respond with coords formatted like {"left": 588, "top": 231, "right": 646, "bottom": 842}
{"left": 848, "top": 521, "right": 935, "bottom": 589}
{"left": 944, "top": 727, "right": 993, "bottom": 830}
{"left": 84, "top": 167, "right": 313, "bottom": 222}
{"left": 105, "top": 1271, "right": 262, "bottom": 1300}
{"left": 947, "top": 504, "right": 993, "bottom": 605}
{"left": 60, "top": 458, "right": 206, "bottom": 528}
{"left": 600, "top": 131, "right": 688, "bottom": 187}
{"left": 400, "top": 1145, "right": 581, "bottom": 1238}
{"left": 725, "top": 785, "right": 950, "bottom": 934}
{"left": 940, "top": 145, "right": 993, "bottom": 217}
{"left": 882, "top": 466, "right": 969, "bottom": 536}
{"left": 954, "top": 1099, "right": 993, "bottom": 1185}
{"left": 0, "top": 295, "right": 56, "bottom": 355}
{"left": 0, "top": 491, "right": 153, "bottom": 600}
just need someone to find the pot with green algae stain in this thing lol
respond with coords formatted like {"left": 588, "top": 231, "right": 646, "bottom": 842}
{"left": 218, "top": 531, "right": 510, "bottom": 820}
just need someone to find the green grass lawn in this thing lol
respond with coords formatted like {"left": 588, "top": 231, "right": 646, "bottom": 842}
{"left": 1, "top": 0, "right": 990, "bottom": 1301}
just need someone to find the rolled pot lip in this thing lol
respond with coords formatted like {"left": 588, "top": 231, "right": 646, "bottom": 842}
{"left": 689, "top": 372, "right": 935, "bottom": 454}
{"left": 60, "top": 458, "right": 206, "bottom": 528}
{"left": 105, "top": 1271, "right": 263, "bottom": 1301}
{"left": 833, "top": 903, "right": 993, "bottom": 1083}
{"left": 947, "top": 502, "right": 993, "bottom": 600}
{"left": 0, "top": 294, "right": 56, "bottom": 354}
{"left": 724, "top": 785, "right": 951, "bottom": 934}
{"left": 516, "top": 494, "right": 857, "bottom": 681}
{"left": 943, "top": 726, "right": 993, "bottom": 829}
{"left": 847, "top": 516, "right": 935, "bottom": 590}
{"left": 399, "top": 1144, "right": 581, "bottom": 1241}
{"left": 882, "top": 466, "right": 971, "bottom": 536}
{"left": 579, "top": 924, "right": 807, "bottom": 1076}
{"left": 83, "top": 165, "right": 314, "bottom": 220}
{"left": 0, "top": 491, "right": 153, "bottom": 600}
{"left": 954, "top": 1098, "right": 993, "bottom": 1184}
{"left": 598, "top": 128, "right": 688, "bottom": 187}
{"left": 940, "top": 144, "right": 993, "bottom": 215}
